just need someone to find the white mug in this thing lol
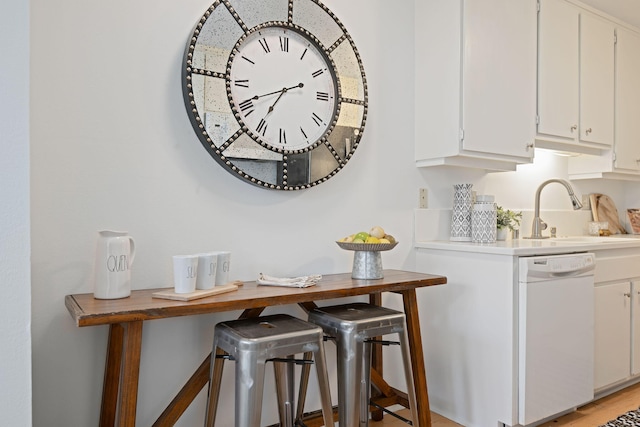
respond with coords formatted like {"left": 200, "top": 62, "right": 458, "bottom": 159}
{"left": 215, "top": 251, "right": 231, "bottom": 285}
{"left": 93, "top": 230, "right": 136, "bottom": 299}
{"left": 173, "top": 255, "right": 198, "bottom": 294}
{"left": 196, "top": 253, "right": 218, "bottom": 290}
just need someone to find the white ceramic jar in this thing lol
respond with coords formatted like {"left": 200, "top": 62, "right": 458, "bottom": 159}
{"left": 450, "top": 183, "right": 474, "bottom": 241}
{"left": 472, "top": 195, "right": 497, "bottom": 243}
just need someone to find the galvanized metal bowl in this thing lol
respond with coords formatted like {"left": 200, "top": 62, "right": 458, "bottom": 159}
{"left": 335, "top": 241, "right": 398, "bottom": 252}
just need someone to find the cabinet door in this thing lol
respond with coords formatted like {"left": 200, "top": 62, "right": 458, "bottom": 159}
{"left": 633, "top": 281, "right": 640, "bottom": 375}
{"left": 580, "top": 12, "right": 615, "bottom": 146}
{"left": 595, "top": 281, "right": 631, "bottom": 389}
{"left": 461, "top": 0, "right": 536, "bottom": 159}
{"left": 538, "top": 0, "right": 579, "bottom": 140}
{"left": 614, "top": 28, "right": 640, "bottom": 172}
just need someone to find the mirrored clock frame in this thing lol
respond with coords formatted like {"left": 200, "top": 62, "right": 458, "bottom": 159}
{"left": 182, "top": 0, "right": 368, "bottom": 190}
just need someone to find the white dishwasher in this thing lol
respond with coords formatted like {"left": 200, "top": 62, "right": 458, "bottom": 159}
{"left": 518, "top": 253, "right": 595, "bottom": 426}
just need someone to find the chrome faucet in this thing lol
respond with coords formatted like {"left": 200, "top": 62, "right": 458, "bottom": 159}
{"left": 528, "top": 179, "right": 583, "bottom": 239}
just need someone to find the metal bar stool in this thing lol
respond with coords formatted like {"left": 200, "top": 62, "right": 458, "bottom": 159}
{"left": 204, "top": 314, "right": 334, "bottom": 427}
{"left": 307, "top": 303, "right": 418, "bottom": 427}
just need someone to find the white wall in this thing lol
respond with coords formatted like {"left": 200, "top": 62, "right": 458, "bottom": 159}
{"left": 0, "top": 0, "right": 32, "bottom": 425}
{"left": 30, "top": 1, "right": 421, "bottom": 425}
{"left": 27, "top": 1, "right": 640, "bottom": 427}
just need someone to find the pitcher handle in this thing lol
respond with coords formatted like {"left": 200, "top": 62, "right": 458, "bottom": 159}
{"left": 128, "top": 237, "right": 136, "bottom": 267}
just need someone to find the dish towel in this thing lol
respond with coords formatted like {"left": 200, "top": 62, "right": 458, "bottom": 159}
{"left": 257, "top": 273, "right": 322, "bottom": 288}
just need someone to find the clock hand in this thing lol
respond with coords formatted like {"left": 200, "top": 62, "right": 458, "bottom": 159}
{"left": 265, "top": 83, "right": 304, "bottom": 115}
{"left": 252, "top": 88, "right": 286, "bottom": 138}
{"left": 267, "top": 88, "right": 287, "bottom": 114}
{"left": 252, "top": 83, "right": 304, "bottom": 100}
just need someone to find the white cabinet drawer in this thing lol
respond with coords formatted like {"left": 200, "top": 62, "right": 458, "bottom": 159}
{"left": 594, "top": 254, "right": 640, "bottom": 283}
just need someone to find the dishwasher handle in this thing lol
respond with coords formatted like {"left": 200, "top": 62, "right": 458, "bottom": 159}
{"left": 525, "top": 261, "right": 595, "bottom": 280}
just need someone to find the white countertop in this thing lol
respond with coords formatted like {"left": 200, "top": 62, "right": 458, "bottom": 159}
{"left": 415, "top": 235, "right": 640, "bottom": 256}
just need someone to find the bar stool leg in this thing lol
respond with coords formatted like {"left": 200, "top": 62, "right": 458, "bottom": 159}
{"left": 295, "top": 351, "right": 313, "bottom": 422}
{"left": 205, "top": 343, "right": 226, "bottom": 427}
{"left": 314, "top": 336, "right": 336, "bottom": 427}
{"left": 360, "top": 341, "right": 373, "bottom": 427}
{"left": 235, "top": 353, "right": 267, "bottom": 427}
{"left": 273, "top": 357, "right": 295, "bottom": 427}
{"left": 336, "top": 332, "right": 364, "bottom": 427}
{"left": 398, "top": 329, "right": 419, "bottom": 427}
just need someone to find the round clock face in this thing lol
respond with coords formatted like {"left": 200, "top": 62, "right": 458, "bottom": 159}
{"left": 182, "top": 0, "right": 368, "bottom": 190}
{"left": 229, "top": 26, "right": 338, "bottom": 153}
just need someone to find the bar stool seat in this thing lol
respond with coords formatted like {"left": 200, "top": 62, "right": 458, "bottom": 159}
{"left": 308, "top": 302, "right": 418, "bottom": 427}
{"left": 204, "top": 314, "right": 334, "bottom": 427}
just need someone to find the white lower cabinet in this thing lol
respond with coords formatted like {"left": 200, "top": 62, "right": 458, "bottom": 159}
{"left": 633, "top": 281, "right": 640, "bottom": 376}
{"left": 594, "top": 281, "right": 632, "bottom": 389}
{"left": 593, "top": 249, "right": 640, "bottom": 391}
{"left": 415, "top": 246, "right": 640, "bottom": 426}
{"left": 415, "top": 249, "right": 518, "bottom": 427}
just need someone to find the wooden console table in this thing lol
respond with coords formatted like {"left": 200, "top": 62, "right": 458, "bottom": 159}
{"left": 65, "top": 269, "right": 446, "bottom": 427}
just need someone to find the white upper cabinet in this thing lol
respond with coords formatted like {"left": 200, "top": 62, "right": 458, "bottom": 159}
{"left": 537, "top": 0, "right": 579, "bottom": 142}
{"left": 415, "top": 0, "right": 536, "bottom": 171}
{"left": 569, "top": 25, "right": 640, "bottom": 180}
{"left": 580, "top": 12, "right": 615, "bottom": 145}
{"left": 537, "top": 0, "right": 615, "bottom": 154}
{"left": 613, "top": 28, "right": 640, "bottom": 172}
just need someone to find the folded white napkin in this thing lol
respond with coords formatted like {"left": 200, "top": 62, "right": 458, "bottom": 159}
{"left": 257, "top": 273, "right": 322, "bottom": 288}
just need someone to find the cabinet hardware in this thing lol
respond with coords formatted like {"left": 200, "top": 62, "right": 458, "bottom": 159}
{"left": 571, "top": 125, "right": 577, "bottom": 132}
{"left": 586, "top": 128, "right": 593, "bottom": 135}
{"left": 526, "top": 143, "right": 534, "bottom": 151}
{"left": 625, "top": 292, "right": 631, "bottom": 298}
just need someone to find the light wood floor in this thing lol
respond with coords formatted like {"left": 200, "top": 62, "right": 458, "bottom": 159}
{"left": 369, "top": 381, "right": 640, "bottom": 426}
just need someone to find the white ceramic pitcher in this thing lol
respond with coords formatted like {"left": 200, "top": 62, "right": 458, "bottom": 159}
{"left": 93, "top": 230, "right": 136, "bottom": 299}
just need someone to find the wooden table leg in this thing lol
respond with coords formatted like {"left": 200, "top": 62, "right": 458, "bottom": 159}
{"left": 118, "top": 321, "right": 144, "bottom": 427}
{"left": 100, "top": 324, "right": 124, "bottom": 427}
{"left": 400, "top": 289, "right": 432, "bottom": 427}
{"left": 153, "top": 354, "right": 212, "bottom": 427}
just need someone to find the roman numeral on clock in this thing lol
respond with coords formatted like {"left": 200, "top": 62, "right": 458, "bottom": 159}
{"left": 312, "top": 69, "right": 324, "bottom": 78}
{"left": 256, "top": 118, "right": 268, "bottom": 136}
{"left": 316, "top": 92, "right": 329, "bottom": 101}
{"left": 234, "top": 79, "right": 249, "bottom": 88}
{"left": 279, "top": 128, "right": 287, "bottom": 144}
{"left": 259, "top": 38, "right": 270, "bottom": 53}
{"left": 312, "top": 113, "right": 324, "bottom": 126}
{"left": 279, "top": 37, "right": 289, "bottom": 52}
{"left": 300, "top": 126, "right": 308, "bottom": 140}
{"left": 238, "top": 99, "right": 254, "bottom": 116}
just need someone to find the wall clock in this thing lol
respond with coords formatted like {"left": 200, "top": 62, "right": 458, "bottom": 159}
{"left": 182, "top": 0, "right": 368, "bottom": 190}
